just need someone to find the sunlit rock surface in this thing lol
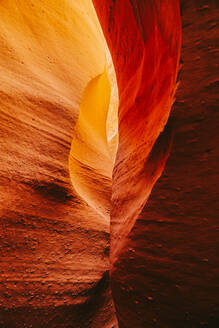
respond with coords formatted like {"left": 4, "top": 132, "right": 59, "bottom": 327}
{"left": 0, "top": 0, "right": 218, "bottom": 328}
{"left": 0, "top": 1, "right": 117, "bottom": 327}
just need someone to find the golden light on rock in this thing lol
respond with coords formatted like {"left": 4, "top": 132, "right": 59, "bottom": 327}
{"left": 1, "top": 1, "right": 217, "bottom": 328}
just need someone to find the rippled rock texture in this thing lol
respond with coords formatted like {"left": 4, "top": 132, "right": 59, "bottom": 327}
{"left": 0, "top": 0, "right": 218, "bottom": 327}
{"left": 0, "top": 1, "right": 116, "bottom": 327}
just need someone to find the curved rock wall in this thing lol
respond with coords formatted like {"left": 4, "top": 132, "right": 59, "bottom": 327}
{"left": 92, "top": 1, "right": 181, "bottom": 325}
{"left": 1, "top": 0, "right": 218, "bottom": 327}
{"left": 0, "top": 1, "right": 117, "bottom": 327}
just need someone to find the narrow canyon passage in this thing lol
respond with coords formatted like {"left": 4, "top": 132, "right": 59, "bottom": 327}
{"left": 69, "top": 68, "right": 118, "bottom": 220}
{"left": 0, "top": 0, "right": 218, "bottom": 328}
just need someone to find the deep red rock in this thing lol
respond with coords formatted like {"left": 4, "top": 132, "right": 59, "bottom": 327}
{"left": 93, "top": 0, "right": 219, "bottom": 327}
{"left": 0, "top": 0, "right": 218, "bottom": 327}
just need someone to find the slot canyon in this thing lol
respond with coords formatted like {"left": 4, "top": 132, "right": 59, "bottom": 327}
{"left": 0, "top": 0, "right": 218, "bottom": 327}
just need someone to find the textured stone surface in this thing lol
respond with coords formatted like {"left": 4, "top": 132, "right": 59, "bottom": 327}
{"left": 107, "top": 1, "right": 219, "bottom": 327}
{"left": 0, "top": 1, "right": 116, "bottom": 327}
{"left": 0, "top": 0, "right": 218, "bottom": 327}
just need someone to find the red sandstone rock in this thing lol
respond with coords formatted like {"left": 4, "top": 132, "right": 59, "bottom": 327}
{"left": 0, "top": 0, "right": 218, "bottom": 327}
{"left": 94, "top": 1, "right": 219, "bottom": 327}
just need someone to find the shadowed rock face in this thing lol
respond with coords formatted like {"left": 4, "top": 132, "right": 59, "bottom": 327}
{"left": 0, "top": 1, "right": 218, "bottom": 328}
{"left": 95, "top": 1, "right": 219, "bottom": 327}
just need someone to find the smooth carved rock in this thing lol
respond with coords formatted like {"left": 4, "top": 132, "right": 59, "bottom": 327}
{"left": 1, "top": 0, "right": 218, "bottom": 327}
